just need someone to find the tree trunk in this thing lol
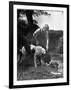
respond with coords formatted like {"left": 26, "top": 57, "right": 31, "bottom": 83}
{"left": 26, "top": 10, "right": 33, "bottom": 25}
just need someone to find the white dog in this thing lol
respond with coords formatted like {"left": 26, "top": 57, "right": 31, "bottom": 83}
{"left": 30, "top": 44, "right": 46, "bottom": 68}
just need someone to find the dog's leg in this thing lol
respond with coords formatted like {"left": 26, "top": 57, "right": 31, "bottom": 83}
{"left": 41, "top": 59, "right": 45, "bottom": 65}
{"left": 34, "top": 54, "right": 37, "bottom": 68}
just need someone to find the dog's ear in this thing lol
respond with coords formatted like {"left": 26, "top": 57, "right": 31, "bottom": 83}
{"left": 30, "top": 44, "right": 35, "bottom": 50}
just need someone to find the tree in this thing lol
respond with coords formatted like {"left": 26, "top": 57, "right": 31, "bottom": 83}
{"left": 17, "top": 9, "right": 51, "bottom": 26}
{"left": 17, "top": 9, "right": 51, "bottom": 53}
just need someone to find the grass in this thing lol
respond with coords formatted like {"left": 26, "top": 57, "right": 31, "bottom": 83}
{"left": 17, "top": 55, "right": 63, "bottom": 81}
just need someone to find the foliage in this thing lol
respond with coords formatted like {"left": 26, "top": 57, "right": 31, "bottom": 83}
{"left": 48, "top": 30, "right": 63, "bottom": 54}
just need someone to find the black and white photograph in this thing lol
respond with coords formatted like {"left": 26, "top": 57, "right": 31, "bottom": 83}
{"left": 9, "top": 1, "right": 69, "bottom": 88}
{"left": 17, "top": 9, "right": 64, "bottom": 80}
